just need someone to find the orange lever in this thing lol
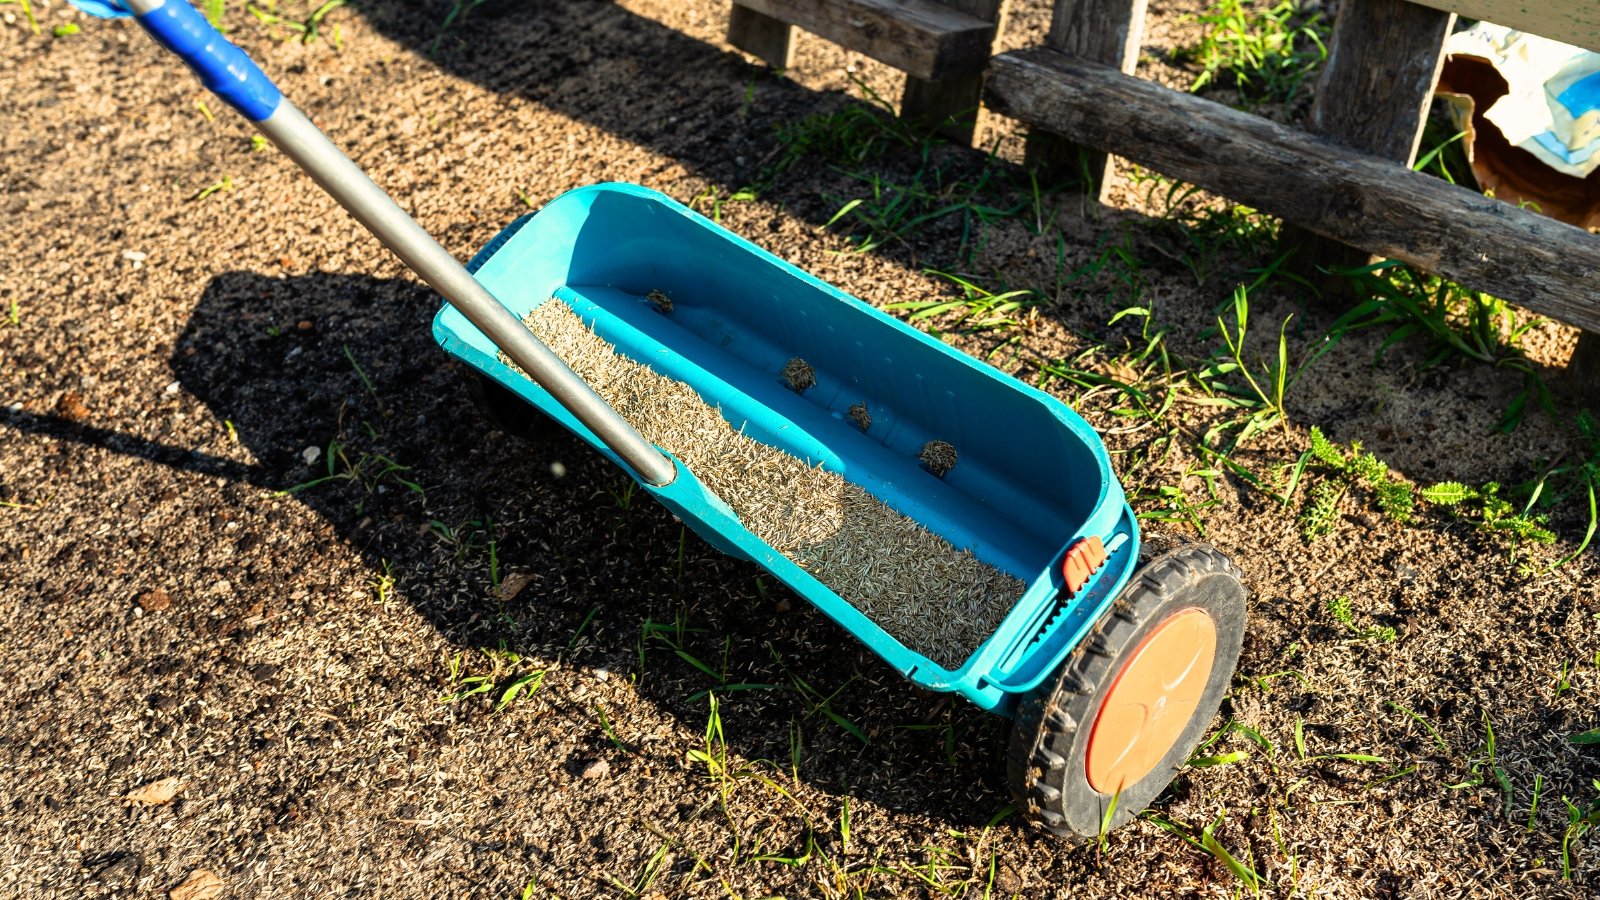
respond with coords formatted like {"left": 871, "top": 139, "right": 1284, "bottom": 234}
{"left": 1062, "top": 535, "right": 1109, "bottom": 595}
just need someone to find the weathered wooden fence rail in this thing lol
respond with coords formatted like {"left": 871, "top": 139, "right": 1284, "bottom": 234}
{"left": 1405, "top": 0, "right": 1600, "bottom": 50}
{"left": 727, "top": 0, "right": 1600, "bottom": 365}
{"left": 985, "top": 48, "right": 1600, "bottom": 333}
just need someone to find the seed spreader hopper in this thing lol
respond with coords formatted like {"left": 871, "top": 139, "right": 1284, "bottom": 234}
{"left": 87, "top": 0, "right": 1248, "bottom": 837}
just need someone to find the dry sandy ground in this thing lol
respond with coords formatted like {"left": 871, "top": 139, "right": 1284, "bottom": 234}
{"left": 3, "top": 0, "right": 1599, "bottom": 897}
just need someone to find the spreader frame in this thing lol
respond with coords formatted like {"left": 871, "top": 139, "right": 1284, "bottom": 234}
{"left": 433, "top": 184, "right": 1141, "bottom": 714}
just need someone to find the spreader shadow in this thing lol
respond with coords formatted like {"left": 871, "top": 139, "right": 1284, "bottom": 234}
{"left": 356, "top": 0, "right": 824, "bottom": 176}
{"left": 0, "top": 409, "right": 267, "bottom": 488}
{"left": 163, "top": 268, "right": 1016, "bottom": 830}
{"left": 343, "top": 0, "right": 1600, "bottom": 446}
{"left": 345, "top": 0, "right": 1018, "bottom": 256}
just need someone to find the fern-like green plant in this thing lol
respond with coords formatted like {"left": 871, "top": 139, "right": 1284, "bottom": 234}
{"left": 1350, "top": 447, "right": 1388, "bottom": 486}
{"left": 1298, "top": 427, "right": 1416, "bottom": 540}
{"left": 1478, "top": 484, "right": 1557, "bottom": 544}
{"left": 1300, "top": 479, "right": 1343, "bottom": 540}
{"left": 1327, "top": 595, "right": 1354, "bottom": 627}
{"left": 1308, "top": 426, "right": 1347, "bottom": 470}
{"left": 1327, "top": 595, "right": 1396, "bottom": 642}
{"left": 1375, "top": 480, "right": 1415, "bottom": 523}
{"left": 1303, "top": 413, "right": 1595, "bottom": 566}
{"left": 1422, "top": 480, "right": 1556, "bottom": 545}
{"left": 1420, "top": 481, "right": 1475, "bottom": 505}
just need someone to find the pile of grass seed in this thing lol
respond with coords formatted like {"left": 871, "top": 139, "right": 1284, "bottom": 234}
{"left": 505, "top": 299, "right": 1025, "bottom": 668}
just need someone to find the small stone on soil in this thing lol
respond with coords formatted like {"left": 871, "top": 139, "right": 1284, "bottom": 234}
{"left": 55, "top": 391, "right": 90, "bottom": 422}
{"left": 497, "top": 571, "right": 534, "bottom": 602}
{"left": 581, "top": 759, "right": 610, "bottom": 779}
{"left": 136, "top": 588, "right": 172, "bottom": 612}
{"left": 123, "top": 776, "right": 180, "bottom": 806}
{"left": 169, "top": 869, "right": 223, "bottom": 900}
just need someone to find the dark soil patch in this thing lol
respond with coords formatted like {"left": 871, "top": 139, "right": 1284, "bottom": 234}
{"left": 3, "top": 1, "right": 1597, "bottom": 897}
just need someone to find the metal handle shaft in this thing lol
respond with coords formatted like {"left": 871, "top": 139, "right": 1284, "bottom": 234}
{"left": 123, "top": 0, "right": 677, "bottom": 486}
{"left": 256, "top": 103, "right": 678, "bottom": 486}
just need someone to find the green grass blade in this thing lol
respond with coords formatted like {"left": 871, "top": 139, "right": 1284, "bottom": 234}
{"left": 1552, "top": 477, "right": 1597, "bottom": 569}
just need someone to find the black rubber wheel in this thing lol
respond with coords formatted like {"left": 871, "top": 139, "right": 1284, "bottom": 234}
{"left": 1007, "top": 543, "right": 1247, "bottom": 839}
{"left": 463, "top": 369, "right": 555, "bottom": 442}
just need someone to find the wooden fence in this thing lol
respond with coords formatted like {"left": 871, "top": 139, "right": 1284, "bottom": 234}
{"left": 725, "top": 0, "right": 1600, "bottom": 380}
{"left": 728, "top": 0, "right": 1007, "bottom": 144}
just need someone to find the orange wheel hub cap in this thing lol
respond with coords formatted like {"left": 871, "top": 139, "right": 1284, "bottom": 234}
{"left": 1085, "top": 608, "right": 1217, "bottom": 794}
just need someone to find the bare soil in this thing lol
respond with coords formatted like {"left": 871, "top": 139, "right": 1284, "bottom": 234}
{"left": 2, "top": 0, "right": 1598, "bottom": 897}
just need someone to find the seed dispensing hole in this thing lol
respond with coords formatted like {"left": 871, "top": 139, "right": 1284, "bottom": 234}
{"left": 920, "top": 440, "right": 957, "bottom": 477}
{"left": 848, "top": 403, "right": 871, "bottom": 431}
{"left": 501, "top": 301, "right": 1023, "bottom": 668}
{"left": 782, "top": 357, "right": 816, "bottom": 393}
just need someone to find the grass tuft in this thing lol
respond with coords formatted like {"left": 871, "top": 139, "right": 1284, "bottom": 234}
{"left": 1332, "top": 260, "right": 1550, "bottom": 432}
{"left": 772, "top": 89, "right": 922, "bottom": 174}
{"left": 1176, "top": 0, "right": 1329, "bottom": 109}
{"left": 246, "top": 0, "right": 346, "bottom": 44}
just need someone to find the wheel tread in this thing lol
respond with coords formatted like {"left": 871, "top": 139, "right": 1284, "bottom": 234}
{"left": 1005, "top": 542, "right": 1248, "bottom": 841}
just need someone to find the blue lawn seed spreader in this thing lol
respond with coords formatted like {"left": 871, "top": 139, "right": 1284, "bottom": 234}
{"left": 97, "top": 0, "right": 1249, "bottom": 837}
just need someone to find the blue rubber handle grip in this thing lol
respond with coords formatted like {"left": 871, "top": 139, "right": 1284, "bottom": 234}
{"left": 138, "top": 0, "right": 281, "bottom": 121}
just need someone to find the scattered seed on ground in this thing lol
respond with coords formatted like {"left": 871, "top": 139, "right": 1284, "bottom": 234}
{"left": 647, "top": 289, "right": 673, "bottom": 314}
{"left": 504, "top": 300, "right": 1022, "bottom": 667}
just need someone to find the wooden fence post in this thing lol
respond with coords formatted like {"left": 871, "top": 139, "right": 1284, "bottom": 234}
{"left": 727, "top": 0, "right": 1001, "bottom": 144}
{"left": 1571, "top": 333, "right": 1600, "bottom": 391}
{"left": 1024, "top": 0, "right": 1148, "bottom": 200}
{"left": 1281, "top": 0, "right": 1456, "bottom": 282}
{"left": 900, "top": 0, "right": 1007, "bottom": 144}
{"left": 728, "top": 3, "right": 796, "bottom": 70}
